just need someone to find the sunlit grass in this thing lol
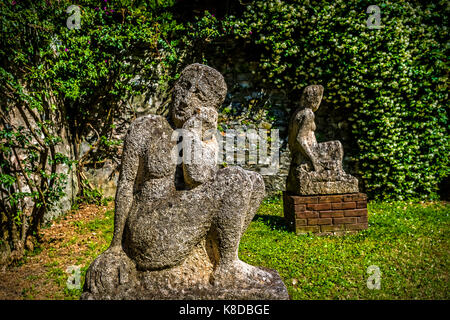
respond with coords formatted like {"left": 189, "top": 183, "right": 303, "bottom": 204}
{"left": 240, "top": 196, "right": 449, "bottom": 299}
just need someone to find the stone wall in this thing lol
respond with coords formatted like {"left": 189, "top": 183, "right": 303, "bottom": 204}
{"left": 84, "top": 58, "right": 357, "bottom": 198}
{"left": 2, "top": 107, "right": 79, "bottom": 225}
{"left": 213, "top": 56, "right": 356, "bottom": 195}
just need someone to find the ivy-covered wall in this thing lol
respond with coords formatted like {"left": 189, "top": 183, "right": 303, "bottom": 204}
{"left": 0, "top": 0, "right": 448, "bottom": 264}
{"left": 186, "top": 0, "right": 449, "bottom": 201}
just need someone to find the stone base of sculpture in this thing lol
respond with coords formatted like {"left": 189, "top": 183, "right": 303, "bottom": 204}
{"left": 283, "top": 192, "right": 368, "bottom": 235}
{"left": 287, "top": 165, "right": 359, "bottom": 195}
{"left": 81, "top": 234, "right": 289, "bottom": 300}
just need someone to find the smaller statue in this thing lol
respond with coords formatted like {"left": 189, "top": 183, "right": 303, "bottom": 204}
{"left": 287, "top": 85, "right": 358, "bottom": 195}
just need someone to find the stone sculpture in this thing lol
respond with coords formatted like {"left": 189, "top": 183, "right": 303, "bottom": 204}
{"left": 286, "top": 85, "right": 358, "bottom": 195}
{"left": 81, "top": 63, "right": 289, "bottom": 300}
{"left": 284, "top": 85, "right": 367, "bottom": 236}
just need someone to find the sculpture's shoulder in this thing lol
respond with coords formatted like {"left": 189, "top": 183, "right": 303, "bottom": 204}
{"left": 292, "top": 108, "right": 314, "bottom": 123}
{"left": 128, "top": 114, "right": 171, "bottom": 131}
{"left": 124, "top": 115, "right": 173, "bottom": 151}
{"left": 289, "top": 108, "right": 314, "bottom": 133}
{"left": 127, "top": 114, "right": 172, "bottom": 137}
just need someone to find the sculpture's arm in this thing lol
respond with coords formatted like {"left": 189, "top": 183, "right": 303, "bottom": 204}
{"left": 296, "top": 110, "right": 322, "bottom": 172}
{"left": 181, "top": 113, "right": 218, "bottom": 188}
{"left": 109, "top": 133, "right": 140, "bottom": 249}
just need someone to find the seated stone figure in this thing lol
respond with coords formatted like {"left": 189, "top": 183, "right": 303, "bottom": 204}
{"left": 287, "top": 85, "right": 358, "bottom": 195}
{"left": 82, "top": 63, "right": 288, "bottom": 300}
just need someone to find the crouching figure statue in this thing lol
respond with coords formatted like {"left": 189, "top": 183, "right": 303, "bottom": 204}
{"left": 81, "top": 64, "right": 288, "bottom": 300}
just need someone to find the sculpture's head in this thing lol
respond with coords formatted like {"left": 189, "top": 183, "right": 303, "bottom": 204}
{"left": 171, "top": 63, "right": 227, "bottom": 128}
{"left": 300, "top": 85, "right": 324, "bottom": 112}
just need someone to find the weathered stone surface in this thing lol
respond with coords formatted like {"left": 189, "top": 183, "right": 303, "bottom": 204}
{"left": 82, "top": 63, "right": 289, "bottom": 300}
{"left": 82, "top": 235, "right": 287, "bottom": 300}
{"left": 287, "top": 85, "right": 358, "bottom": 195}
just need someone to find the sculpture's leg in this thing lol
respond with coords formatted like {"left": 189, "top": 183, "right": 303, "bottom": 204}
{"left": 121, "top": 169, "right": 262, "bottom": 272}
{"left": 241, "top": 171, "right": 265, "bottom": 235}
{"left": 211, "top": 167, "right": 272, "bottom": 285}
{"left": 213, "top": 167, "right": 252, "bottom": 265}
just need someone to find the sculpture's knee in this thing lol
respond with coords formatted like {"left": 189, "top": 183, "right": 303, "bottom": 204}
{"left": 317, "top": 140, "right": 342, "bottom": 161}
{"left": 248, "top": 171, "right": 265, "bottom": 195}
{"left": 213, "top": 166, "right": 254, "bottom": 217}
{"left": 327, "top": 140, "right": 343, "bottom": 162}
{"left": 217, "top": 166, "right": 253, "bottom": 194}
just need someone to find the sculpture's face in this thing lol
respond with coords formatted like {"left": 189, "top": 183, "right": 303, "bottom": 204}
{"left": 301, "top": 85, "right": 324, "bottom": 112}
{"left": 171, "top": 64, "right": 227, "bottom": 128}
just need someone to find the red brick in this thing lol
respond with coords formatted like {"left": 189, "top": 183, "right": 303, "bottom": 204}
{"left": 293, "top": 196, "right": 318, "bottom": 204}
{"left": 358, "top": 193, "right": 368, "bottom": 200}
{"left": 343, "top": 193, "right": 367, "bottom": 202}
{"left": 332, "top": 202, "right": 356, "bottom": 210}
{"left": 321, "top": 224, "right": 345, "bottom": 232}
{"left": 295, "top": 197, "right": 319, "bottom": 204}
{"left": 345, "top": 223, "right": 368, "bottom": 231}
{"left": 294, "top": 204, "right": 306, "bottom": 212}
{"left": 333, "top": 217, "right": 358, "bottom": 224}
{"left": 343, "top": 194, "right": 355, "bottom": 202}
{"left": 308, "top": 218, "right": 333, "bottom": 225}
{"left": 319, "top": 210, "right": 344, "bottom": 218}
{"left": 307, "top": 203, "right": 332, "bottom": 211}
{"left": 296, "top": 211, "right": 319, "bottom": 219}
{"left": 296, "top": 219, "right": 307, "bottom": 226}
{"left": 318, "top": 195, "right": 344, "bottom": 203}
{"left": 358, "top": 215, "right": 368, "bottom": 223}
{"left": 296, "top": 226, "right": 320, "bottom": 234}
{"left": 344, "top": 208, "right": 368, "bottom": 217}
{"left": 356, "top": 200, "right": 367, "bottom": 209}
{"left": 353, "top": 193, "right": 367, "bottom": 201}
{"left": 285, "top": 192, "right": 370, "bottom": 236}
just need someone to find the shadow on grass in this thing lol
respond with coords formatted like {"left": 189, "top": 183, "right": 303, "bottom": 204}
{"left": 254, "top": 214, "right": 291, "bottom": 232}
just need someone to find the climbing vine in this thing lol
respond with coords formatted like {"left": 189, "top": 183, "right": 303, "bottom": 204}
{"left": 186, "top": 0, "right": 449, "bottom": 200}
{"left": 0, "top": 0, "right": 184, "bottom": 263}
{"left": 0, "top": 0, "right": 448, "bottom": 265}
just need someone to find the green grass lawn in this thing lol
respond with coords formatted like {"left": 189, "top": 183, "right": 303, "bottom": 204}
{"left": 241, "top": 196, "right": 449, "bottom": 299}
{"left": 11, "top": 197, "right": 449, "bottom": 300}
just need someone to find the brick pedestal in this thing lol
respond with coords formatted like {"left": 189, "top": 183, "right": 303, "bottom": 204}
{"left": 283, "top": 192, "right": 368, "bottom": 235}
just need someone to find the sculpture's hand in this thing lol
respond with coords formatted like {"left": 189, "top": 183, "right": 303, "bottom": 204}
{"left": 181, "top": 108, "right": 219, "bottom": 188}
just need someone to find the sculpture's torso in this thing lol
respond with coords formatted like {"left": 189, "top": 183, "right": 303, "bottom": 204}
{"left": 130, "top": 115, "right": 177, "bottom": 201}
{"left": 288, "top": 108, "right": 317, "bottom": 166}
{"left": 120, "top": 115, "right": 217, "bottom": 270}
